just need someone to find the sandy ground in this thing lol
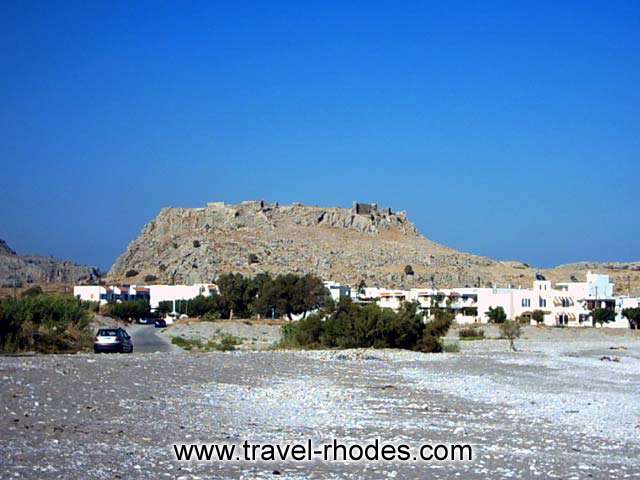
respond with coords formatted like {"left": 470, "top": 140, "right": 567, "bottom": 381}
{"left": 1, "top": 327, "right": 639, "bottom": 479}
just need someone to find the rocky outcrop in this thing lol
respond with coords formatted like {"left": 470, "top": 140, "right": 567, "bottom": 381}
{"left": 103, "top": 202, "right": 508, "bottom": 288}
{"left": 0, "top": 239, "right": 100, "bottom": 287}
{"left": 106, "top": 201, "right": 640, "bottom": 293}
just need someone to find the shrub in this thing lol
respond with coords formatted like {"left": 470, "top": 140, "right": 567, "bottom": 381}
{"left": 424, "top": 309, "right": 454, "bottom": 337}
{"left": 172, "top": 334, "right": 240, "bottom": 352}
{"left": 280, "top": 300, "right": 452, "bottom": 353}
{"left": 144, "top": 274, "right": 158, "bottom": 283}
{"left": 459, "top": 325, "right": 484, "bottom": 340}
{"left": 486, "top": 306, "right": 507, "bottom": 324}
{"left": 532, "top": 310, "right": 545, "bottom": 326}
{"left": 499, "top": 320, "right": 522, "bottom": 351}
{"left": 171, "top": 336, "right": 202, "bottom": 351}
{"left": 0, "top": 294, "right": 92, "bottom": 353}
{"left": 125, "top": 269, "right": 138, "bottom": 278}
{"left": 404, "top": 265, "right": 414, "bottom": 276}
{"left": 217, "top": 334, "right": 241, "bottom": 351}
{"left": 248, "top": 253, "right": 259, "bottom": 264}
{"left": 415, "top": 334, "right": 442, "bottom": 353}
{"left": 279, "top": 323, "right": 300, "bottom": 348}
{"left": 193, "top": 240, "right": 201, "bottom": 248}
{"left": 293, "top": 314, "right": 323, "bottom": 347}
{"left": 21, "top": 285, "right": 43, "bottom": 298}
{"left": 443, "top": 342, "right": 460, "bottom": 353}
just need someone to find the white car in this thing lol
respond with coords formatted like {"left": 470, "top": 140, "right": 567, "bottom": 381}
{"left": 93, "top": 328, "right": 133, "bottom": 353}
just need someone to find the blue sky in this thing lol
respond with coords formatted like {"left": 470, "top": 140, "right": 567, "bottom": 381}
{"left": 1, "top": 1, "right": 638, "bottom": 272}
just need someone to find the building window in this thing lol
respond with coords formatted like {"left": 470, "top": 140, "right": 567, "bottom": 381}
{"left": 539, "top": 298, "right": 546, "bottom": 308}
{"left": 521, "top": 298, "right": 530, "bottom": 307}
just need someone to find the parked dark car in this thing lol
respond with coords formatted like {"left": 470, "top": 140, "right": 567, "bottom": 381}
{"left": 93, "top": 328, "right": 133, "bottom": 353}
{"left": 137, "top": 317, "right": 154, "bottom": 325}
{"left": 154, "top": 319, "right": 167, "bottom": 328}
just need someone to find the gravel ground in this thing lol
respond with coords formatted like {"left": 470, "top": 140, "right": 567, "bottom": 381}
{"left": 161, "top": 319, "right": 283, "bottom": 350}
{"left": 1, "top": 328, "right": 639, "bottom": 479}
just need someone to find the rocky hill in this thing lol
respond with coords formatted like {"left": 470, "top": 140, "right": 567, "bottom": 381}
{"left": 107, "top": 200, "right": 640, "bottom": 293}
{"left": 0, "top": 239, "right": 100, "bottom": 287}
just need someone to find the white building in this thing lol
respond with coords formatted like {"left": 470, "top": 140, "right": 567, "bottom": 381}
{"left": 74, "top": 283, "right": 219, "bottom": 311}
{"left": 377, "top": 289, "right": 409, "bottom": 310}
{"left": 375, "top": 272, "right": 622, "bottom": 328}
{"left": 615, "top": 296, "right": 640, "bottom": 328}
{"left": 73, "top": 285, "right": 108, "bottom": 304}
{"left": 147, "top": 283, "right": 218, "bottom": 310}
{"left": 323, "top": 281, "right": 351, "bottom": 302}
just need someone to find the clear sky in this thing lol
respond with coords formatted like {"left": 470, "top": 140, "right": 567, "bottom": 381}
{"left": 1, "top": 1, "right": 638, "bottom": 272}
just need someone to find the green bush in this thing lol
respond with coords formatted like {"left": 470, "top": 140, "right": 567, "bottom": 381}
{"left": 172, "top": 334, "right": 241, "bottom": 352}
{"left": 459, "top": 325, "right": 485, "bottom": 340}
{"left": 443, "top": 342, "right": 460, "bottom": 353}
{"left": 125, "top": 269, "right": 138, "bottom": 278}
{"left": 424, "top": 309, "right": 454, "bottom": 337}
{"left": 215, "top": 334, "right": 241, "bottom": 351}
{"left": 279, "top": 323, "right": 300, "bottom": 348}
{"left": 531, "top": 310, "right": 546, "bottom": 326}
{"left": 21, "top": 285, "right": 43, "bottom": 298}
{"left": 486, "top": 306, "right": 507, "bottom": 324}
{"left": 280, "top": 299, "right": 452, "bottom": 353}
{"left": 415, "top": 334, "right": 443, "bottom": 353}
{"left": 171, "top": 336, "right": 202, "bottom": 351}
{"left": 293, "top": 314, "right": 323, "bottom": 347}
{"left": 0, "top": 294, "right": 93, "bottom": 353}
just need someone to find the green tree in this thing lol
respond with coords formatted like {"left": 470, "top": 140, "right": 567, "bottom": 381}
{"left": 531, "top": 310, "right": 545, "bottom": 326}
{"left": 622, "top": 307, "right": 640, "bottom": 329}
{"left": 486, "top": 306, "right": 507, "bottom": 324}
{"left": 186, "top": 294, "right": 221, "bottom": 317}
{"left": 108, "top": 300, "right": 150, "bottom": 321}
{"left": 252, "top": 273, "right": 328, "bottom": 321}
{"left": 216, "top": 273, "right": 257, "bottom": 319}
{"left": 592, "top": 308, "right": 615, "bottom": 326}
{"left": 499, "top": 320, "right": 522, "bottom": 351}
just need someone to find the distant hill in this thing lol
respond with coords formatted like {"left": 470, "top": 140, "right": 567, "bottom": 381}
{"left": 0, "top": 239, "right": 16, "bottom": 256}
{"left": 0, "top": 239, "right": 100, "bottom": 287}
{"left": 105, "top": 200, "right": 640, "bottom": 294}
